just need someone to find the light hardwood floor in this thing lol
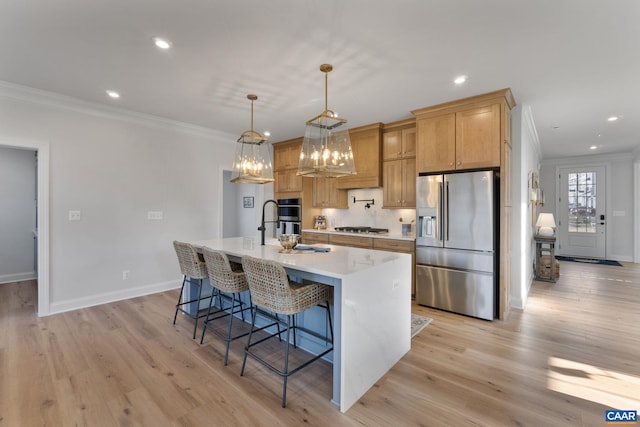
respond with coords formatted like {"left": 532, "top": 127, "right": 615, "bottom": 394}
{"left": 2, "top": 260, "right": 639, "bottom": 426}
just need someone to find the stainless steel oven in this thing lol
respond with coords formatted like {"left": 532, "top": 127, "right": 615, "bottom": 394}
{"left": 277, "top": 198, "right": 301, "bottom": 221}
{"left": 277, "top": 198, "right": 301, "bottom": 236}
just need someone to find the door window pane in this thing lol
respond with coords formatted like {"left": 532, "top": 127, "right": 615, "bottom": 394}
{"left": 567, "top": 172, "right": 596, "bottom": 233}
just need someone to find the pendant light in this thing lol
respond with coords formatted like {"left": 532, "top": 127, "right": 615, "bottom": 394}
{"left": 230, "top": 94, "right": 274, "bottom": 184}
{"left": 297, "top": 64, "right": 356, "bottom": 178}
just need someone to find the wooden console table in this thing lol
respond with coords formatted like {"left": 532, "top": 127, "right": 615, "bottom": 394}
{"left": 534, "top": 236, "right": 557, "bottom": 282}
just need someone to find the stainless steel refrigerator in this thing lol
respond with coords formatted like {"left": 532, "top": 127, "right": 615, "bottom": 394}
{"left": 415, "top": 170, "right": 498, "bottom": 320}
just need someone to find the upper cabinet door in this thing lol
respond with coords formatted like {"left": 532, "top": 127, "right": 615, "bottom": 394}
{"left": 416, "top": 113, "right": 456, "bottom": 173}
{"left": 382, "top": 130, "right": 402, "bottom": 161}
{"left": 455, "top": 103, "right": 501, "bottom": 169}
{"left": 402, "top": 127, "right": 417, "bottom": 159}
{"left": 273, "top": 139, "right": 302, "bottom": 171}
{"left": 383, "top": 127, "right": 417, "bottom": 161}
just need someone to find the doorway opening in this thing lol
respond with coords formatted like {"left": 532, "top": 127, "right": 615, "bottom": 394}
{"left": 0, "top": 138, "right": 50, "bottom": 316}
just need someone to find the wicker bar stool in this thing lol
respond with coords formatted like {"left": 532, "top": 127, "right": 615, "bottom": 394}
{"left": 200, "top": 248, "right": 254, "bottom": 365}
{"left": 172, "top": 240, "right": 211, "bottom": 339}
{"left": 240, "top": 255, "right": 333, "bottom": 408}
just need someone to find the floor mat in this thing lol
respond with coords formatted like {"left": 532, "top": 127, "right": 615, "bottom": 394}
{"left": 555, "top": 256, "right": 622, "bottom": 266}
{"left": 411, "top": 314, "right": 432, "bottom": 338}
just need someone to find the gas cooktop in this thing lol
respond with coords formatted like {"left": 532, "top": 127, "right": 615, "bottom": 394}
{"left": 334, "top": 226, "right": 389, "bottom": 234}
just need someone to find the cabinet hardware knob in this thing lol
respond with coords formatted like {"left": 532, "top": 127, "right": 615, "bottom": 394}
{"left": 449, "top": 162, "right": 454, "bottom": 166}
{"left": 457, "top": 161, "right": 462, "bottom": 166}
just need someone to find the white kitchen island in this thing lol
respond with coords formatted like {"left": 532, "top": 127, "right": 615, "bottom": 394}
{"left": 189, "top": 237, "right": 411, "bottom": 413}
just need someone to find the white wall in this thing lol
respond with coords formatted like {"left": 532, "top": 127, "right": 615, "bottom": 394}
{"left": 510, "top": 105, "right": 542, "bottom": 310}
{"left": 541, "top": 153, "right": 635, "bottom": 262}
{"left": 0, "top": 146, "right": 37, "bottom": 282}
{"left": 0, "top": 83, "right": 238, "bottom": 314}
{"left": 222, "top": 170, "right": 270, "bottom": 238}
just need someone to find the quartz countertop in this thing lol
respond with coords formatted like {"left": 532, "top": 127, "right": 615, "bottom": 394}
{"left": 189, "top": 237, "right": 410, "bottom": 278}
{"left": 302, "top": 228, "right": 415, "bottom": 241}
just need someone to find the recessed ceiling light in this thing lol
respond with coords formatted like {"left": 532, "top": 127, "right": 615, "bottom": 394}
{"left": 590, "top": 145, "right": 598, "bottom": 150}
{"left": 264, "top": 131, "right": 271, "bottom": 137}
{"left": 607, "top": 116, "right": 619, "bottom": 122}
{"left": 106, "top": 90, "right": 120, "bottom": 99}
{"left": 454, "top": 75, "right": 468, "bottom": 85}
{"left": 153, "top": 37, "right": 172, "bottom": 49}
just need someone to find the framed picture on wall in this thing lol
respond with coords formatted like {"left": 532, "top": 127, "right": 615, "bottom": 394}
{"left": 243, "top": 196, "right": 254, "bottom": 208}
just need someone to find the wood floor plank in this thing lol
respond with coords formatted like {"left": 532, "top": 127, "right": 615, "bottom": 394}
{"left": 2, "top": 261, "right": 640, "bottom": 426}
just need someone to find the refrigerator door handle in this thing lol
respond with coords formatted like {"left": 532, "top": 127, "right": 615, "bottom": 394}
{"left": 437, "top": 182, "right": 442, "bottom": 242}
{"left": 445, "top": 181, "right": 450, "bottom": 241}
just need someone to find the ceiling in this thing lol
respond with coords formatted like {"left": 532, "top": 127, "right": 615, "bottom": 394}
{"left": 1, "top": 0, "right": 638, "bottom": 159}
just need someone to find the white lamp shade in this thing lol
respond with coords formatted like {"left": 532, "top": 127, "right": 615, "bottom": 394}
{"left": 536, "top": 213, "right": 556, "bottom": 236}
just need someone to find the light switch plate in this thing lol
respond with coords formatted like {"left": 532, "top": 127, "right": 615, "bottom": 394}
{"left": 147, "top": 211, "right": 163, "bottom": 220}
{"left": 68, "top": 210, "right": 81, "bottom": 221}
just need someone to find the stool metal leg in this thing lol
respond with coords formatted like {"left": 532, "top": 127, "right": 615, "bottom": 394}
{"left": 222, "top": 292, "right": 238, "bottom": 365}
{"left": 199, "top": 286, "right": 218, "bottom": 345}
{"left": 191, "top": 279, "right": 203, "bottom": 339}
{"left": 282, "top": 314, "right": 293, "bottom": 408}
{"left": 240, "top": 305, "right": 258, "bottom": 376}
{"left": 173, "top": 276, "right": 187, "bottom": 325}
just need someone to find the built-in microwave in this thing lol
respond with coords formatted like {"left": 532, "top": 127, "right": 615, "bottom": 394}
{"left": 277, "top": 198, "right": 301, "bottom": 221}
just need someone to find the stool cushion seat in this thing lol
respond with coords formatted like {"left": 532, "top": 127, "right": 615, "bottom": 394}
{"left": 241, "top": 256, "right": 331, "bottom": 315}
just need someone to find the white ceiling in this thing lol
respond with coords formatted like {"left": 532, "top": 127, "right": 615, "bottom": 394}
{"left": 1, "top": 0, "right": 639, "bottom": 159}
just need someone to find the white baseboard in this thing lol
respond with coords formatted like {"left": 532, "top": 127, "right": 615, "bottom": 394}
{"left": 0, "top": 271, "right": 37, "bottom": 284}
{"left": 48, "top": 279, "right": 181, "bottom": 315}
{"left": 609, "top": 254, "right": 633, "bottom": 262}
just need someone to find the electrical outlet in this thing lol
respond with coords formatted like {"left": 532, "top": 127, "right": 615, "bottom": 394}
{"left": 122, "top": 270, "right": 130, "bottom": 280}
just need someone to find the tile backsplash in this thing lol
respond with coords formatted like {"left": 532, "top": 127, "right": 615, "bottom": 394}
{"left": 321, "top": 188, "right": 416, "bottom": 235}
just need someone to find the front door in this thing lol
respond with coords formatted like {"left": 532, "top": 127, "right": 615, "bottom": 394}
{"left": 557, "top": 166, "right": 606, "bottom": 258}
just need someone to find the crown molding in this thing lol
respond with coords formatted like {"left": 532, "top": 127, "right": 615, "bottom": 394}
{"left": 0, "top": 80, "right": 235, "bottom": 141}
{"left": 541, "top": 151, "right": 634, "bottom": 166}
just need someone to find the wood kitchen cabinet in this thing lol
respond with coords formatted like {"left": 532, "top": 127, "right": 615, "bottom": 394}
{"left": 274, "top": 138, "right": 302, "bottom": 170}
{"left": 414, "top": 102, "right": 501, "bottom": 173}
{"left": 335, "top": 123, "right": 382, "bottom": 189}
{"left": 383, "top": 158, "right": 416, "bottom": 208}
{"left": 382, "top": 126, "right": 416, "bottom": 160}
{"left": 275, "top": 170, "right": 303, "bottom": 193}
{"left": 300, "top": 232, "right": 329, "bottom": 245}
{"left": 382, "top": 120, "right": 416, "bottom": 208}
{"left": 273, "top": 137, "right": 304, "bottom": 195}
{"left": 312, "top": 177, "right": 348, "bottom": 208}
{"left": 329, "top": 234, "right": 373, "bottom": 249}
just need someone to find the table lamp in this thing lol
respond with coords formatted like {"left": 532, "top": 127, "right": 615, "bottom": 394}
{"left": 536, "top": 213, "right": 556, "bottom": 237}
